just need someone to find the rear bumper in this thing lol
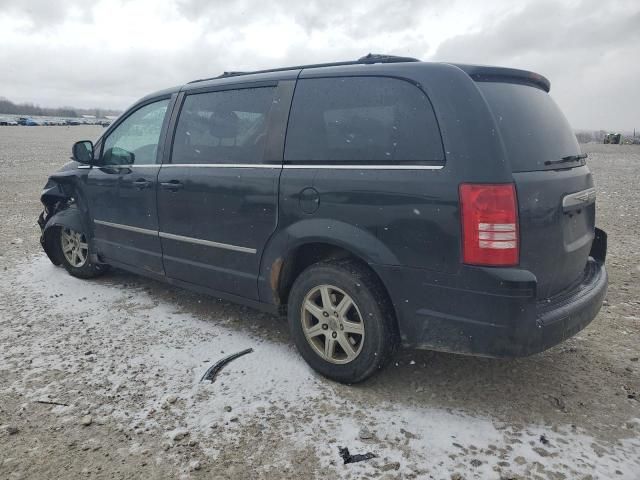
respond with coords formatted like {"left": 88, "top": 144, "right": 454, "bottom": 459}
{"left": 526, "top": 258, "right": 607, "bottom": 355}
{"left": 374, "top": 256, "right": 607, "bottom": 358}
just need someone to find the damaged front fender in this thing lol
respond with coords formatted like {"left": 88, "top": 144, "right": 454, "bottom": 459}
{"left": 40, "top": 206, "right": 89, "bottom": 266}
{"left": 38, "top": 165, "right": 93, "bottom": 266}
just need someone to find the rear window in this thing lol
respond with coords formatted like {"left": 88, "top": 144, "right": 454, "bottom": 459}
{"left": 478, "top": 82, "right": 581, "bottom": 172}
{"left": 285, "top": 77, "right": 444, "bottom": 165}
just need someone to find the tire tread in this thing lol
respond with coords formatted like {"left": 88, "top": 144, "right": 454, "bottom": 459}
{"left": 287, "top": 258, "right": 398, "bottom": 383}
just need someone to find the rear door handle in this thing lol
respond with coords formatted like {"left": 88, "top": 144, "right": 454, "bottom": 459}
{"left": 160, "top": 180, "right": 183, "bottom": 191}
{"left": 133, "top": 179, "right": 152, "bottom": 190}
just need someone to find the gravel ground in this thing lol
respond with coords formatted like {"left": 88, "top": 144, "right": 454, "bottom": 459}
{"left": 0, "top": 126, "right": 638, "bottom": 480}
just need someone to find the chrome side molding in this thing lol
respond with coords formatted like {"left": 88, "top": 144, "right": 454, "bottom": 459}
{"left": 93, "top": 219, "right": 256, "bottom": 254}
{"left": 158, "top": 231, "right": 257, "bottom": 254}
{"left": 85, "top": 163, "right": 444, "bottom": 170}
{"left": 94, "top": 219, "right": 158, "bottom": 236}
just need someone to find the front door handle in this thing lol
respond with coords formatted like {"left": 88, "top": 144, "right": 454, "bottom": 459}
{"left": 160, "top": 180, "right": 183, "bottom": 191}
{"left": 133, "top": 179, "right": 152, "bottom": 190}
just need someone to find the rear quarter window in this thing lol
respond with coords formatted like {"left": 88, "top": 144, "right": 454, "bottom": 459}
{"left": 284, "top": 76, "right": 444, "bottom": 165}
{"left": 478, "top": 82, "right": 581, "bottom": 172}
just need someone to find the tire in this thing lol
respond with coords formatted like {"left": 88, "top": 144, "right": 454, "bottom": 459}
{"left": 55, "top": 226, "right": 109, "bottom": 279}
{"left": 287, "top": 259, "right": 398, "bottom": 384}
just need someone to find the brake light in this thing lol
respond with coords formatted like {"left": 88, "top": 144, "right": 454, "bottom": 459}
{"left": 459, "top": 183, "right": 519, "bottom": 266}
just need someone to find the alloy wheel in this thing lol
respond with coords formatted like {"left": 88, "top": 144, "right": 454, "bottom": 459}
{"left": 60, "top": 227, "right": 89, "bottom": 268}
{"left": 300, "top": 284, "right": 365, "bottom": 364}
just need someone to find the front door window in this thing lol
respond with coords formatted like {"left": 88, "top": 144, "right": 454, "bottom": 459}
{"left": 102, "top": 100, "right": 169, "bottom": 165}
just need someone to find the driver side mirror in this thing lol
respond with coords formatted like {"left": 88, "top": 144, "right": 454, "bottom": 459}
{"left": 72, "top": 140, "right": 94, "bottom": 164}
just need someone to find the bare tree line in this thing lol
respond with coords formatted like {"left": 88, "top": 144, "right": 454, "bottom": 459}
{"left": 0, "top": 97, "right": 121, "bottom": 118}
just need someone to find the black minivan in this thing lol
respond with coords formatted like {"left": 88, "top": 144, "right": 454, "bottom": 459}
{"left": 39, "top": 55, "right": 608, "bottom": 383}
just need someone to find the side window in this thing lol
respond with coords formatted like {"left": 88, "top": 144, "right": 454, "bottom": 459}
{"left": 171, "top": 87, "right": 276, "bottom": 164}
{"left": 102, "top": 99, "right": 169, "bottom": 165}
{"left": 284, "top": 77, "right": 444, "bottom": 164}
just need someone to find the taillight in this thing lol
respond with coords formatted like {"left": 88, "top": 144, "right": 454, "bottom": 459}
{"left": 459, "top": 183, "right": 519, "bottom": 266}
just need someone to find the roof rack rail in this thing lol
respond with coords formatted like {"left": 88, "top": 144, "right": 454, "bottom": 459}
{"left": 187, "top": 53, "right": 420, "bottom": 84}
{"left": 219, "top": 71, "right": 247, "bottom": 78}
{"left": 357, "top": 53, "right": 419, "bottom": 64}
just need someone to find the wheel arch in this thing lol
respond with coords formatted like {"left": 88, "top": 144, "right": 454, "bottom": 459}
{"left": 258, "top": 219, "right": 401, "bottom": 325}
{"left": 39, "top": 169, "right": 96, "bottom": 266}
{"left": 40, "top": 206, "right": 92, "bottom": 266}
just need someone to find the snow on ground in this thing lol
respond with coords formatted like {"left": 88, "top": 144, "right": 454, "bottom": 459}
{"left": 1, "top": 255, "right": 639, "bottom": 479}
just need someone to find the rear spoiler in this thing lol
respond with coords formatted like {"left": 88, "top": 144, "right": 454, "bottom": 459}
{"left": 452, "top": 63, "right": 551, "bottom": 93}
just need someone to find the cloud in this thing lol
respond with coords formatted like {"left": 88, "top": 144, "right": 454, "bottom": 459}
{"left": 0, "top": 0, "right": 437, "bottom": 109}
{"left": 0, "top": 0, "right": 636, "bottom": 130}
{"left": 432, "top": 0, "right": 640, "bottom": 130}
{"left": 176, "top": 0, "right": 438, "bottom": 36}
{"left": 0, "top": 0, "right": 92, "bottom": 28}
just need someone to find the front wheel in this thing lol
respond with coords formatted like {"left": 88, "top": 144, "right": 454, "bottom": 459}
{"left": 287, "top": 260, "right": 397, "bottom": 384}
{"left": 56, "top": 227, "right": 109, "bottom": 279}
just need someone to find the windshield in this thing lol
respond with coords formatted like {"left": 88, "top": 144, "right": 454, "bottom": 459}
{"left": 478, "top": 81, "right": 581, "bottom": 172}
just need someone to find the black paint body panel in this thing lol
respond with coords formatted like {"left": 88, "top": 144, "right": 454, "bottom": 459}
{"left": 38, "top": 61, "right": 608, "bottom": 358}
{"left": 157, "top": 165, "right": 279, "bottom": 298}
{"left": 88, "top": 165, "right": 164, "bottom": 273}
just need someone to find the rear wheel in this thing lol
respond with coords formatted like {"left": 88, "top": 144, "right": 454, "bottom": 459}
{"left": 287, "top": 260, "right": 397, "bottom": 383}
{"left": 57, "top": 227, "right": 109, "bottom": 279}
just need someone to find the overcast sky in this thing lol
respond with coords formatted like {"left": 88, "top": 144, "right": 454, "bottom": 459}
{"left": 0, "top": 0, "right": 638, "bottom": 130}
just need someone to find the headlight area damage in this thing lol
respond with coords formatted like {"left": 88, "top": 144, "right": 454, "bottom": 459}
{"left": 37, "top": 170, "right": 92, "bottom": 266}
